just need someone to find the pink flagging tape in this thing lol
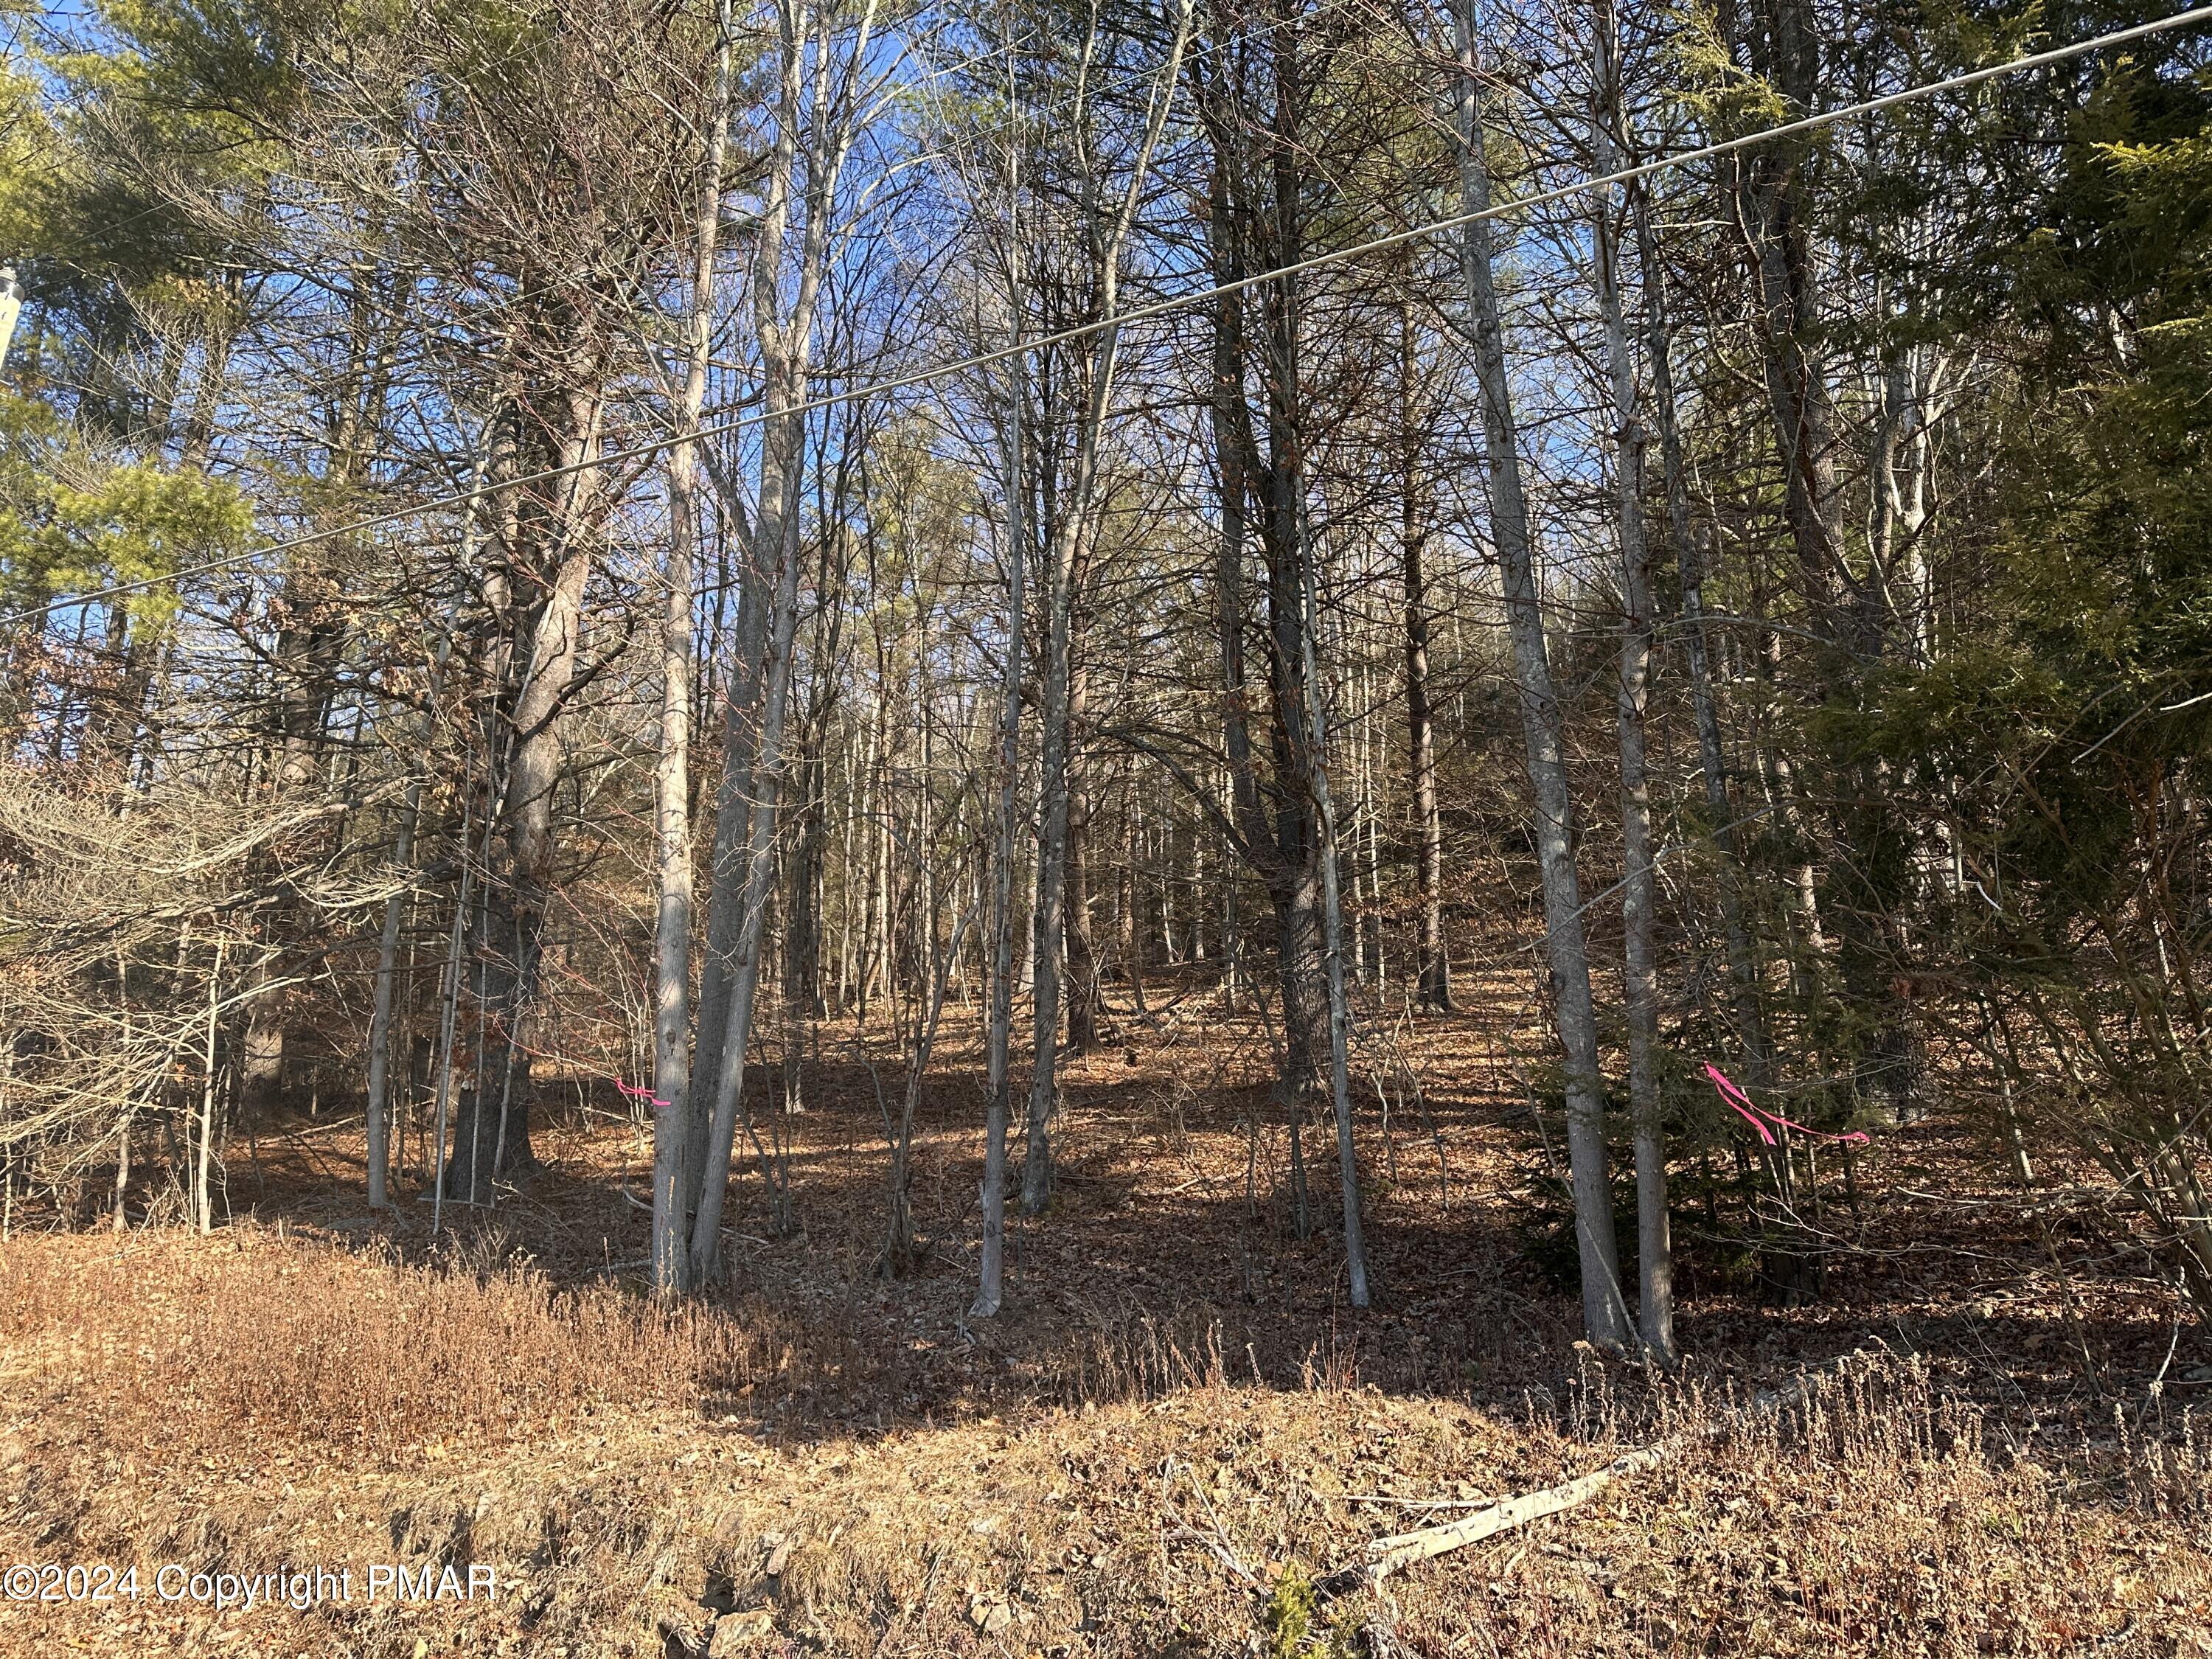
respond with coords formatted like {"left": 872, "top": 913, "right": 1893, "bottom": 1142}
{"left": 1715, "top": 1082, "right": 1778, "bottom": 1144}
{"left": 615, "top": 1079, "right": 672, "bottom": 1112}
{"left": 466, "top": 1014, "right": 670, "bottom": 1116}
{"left": 1704, "top": 1063, "right": 1871, "bottom": 1146}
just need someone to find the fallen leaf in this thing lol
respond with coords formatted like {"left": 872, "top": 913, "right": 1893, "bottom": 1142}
{"left": 968, "top": 1590, "right": 1014, "bottom": 1637}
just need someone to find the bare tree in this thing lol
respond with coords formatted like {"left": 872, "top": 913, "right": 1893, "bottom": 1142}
{"left": 974, "top": 22, "right": 1028, "bottom": 1320}
{"left": 650, "top": 0, "right": 737, "bottom": 1293}
{"left": 689, "top": 0, "right": 883, "bottom": 1286}
{"left": 1398, "top": 305, "right": 1450, "bottom": 1012}
{"left": 1450, "top": 0, "right": 1632, "bottom": 1351}
{"left": 1590, "top": 3, "right": 1670, "bottom": 1361}
{"left": 1020, "top": 0, "right": 1194, "bottom": 1217}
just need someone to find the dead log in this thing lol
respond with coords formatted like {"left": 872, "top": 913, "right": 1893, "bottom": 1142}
{"left": 1316, "top": 1353, "right": 1865, "bottom": 1598}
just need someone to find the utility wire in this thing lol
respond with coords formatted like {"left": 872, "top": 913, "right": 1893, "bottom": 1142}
{"left": 7, "top": 1, "right": 2207, "bottom": 630}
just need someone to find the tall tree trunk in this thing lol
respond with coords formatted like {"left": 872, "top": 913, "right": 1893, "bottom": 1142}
{"left": 687, "top": 408, "right": 807, "bottom": 1279}
{"left": 366, "top": 444, "right": 478, "bottom": 1211}
{"left": 197, "top": 938, "right": 225, "bottom": 1237}
{"left": 428, "top": 783, "right": 476, "bottom": 1234}
{"left": 1020, "top": 1, "right": 1192, "bottom": 1216}
{"left": 1202, "top": 86, "right": 1270, "bottom": 1021}
{"left": 1022, "top": 430, "right": 1079, "bottom": 1216}
{"left": 1297, "top": 521, "right": 1371, "bottom": 1307}
{"left": 1592, "top": 13, "right": 1672, "bottom": 1361}
{"left": 685, "top": 535, "right": 767, "bottom": 1200}
{"left": 447, "top": 382, "right": 603, "bottom": 1203}
{"left": 1398, "top": 305, "right": 1448, "bottom": 1011}
{"left": 1636, "top": 190, "right": 1770, "bottom": 1085}
{"left": 1452, "top": 0, "right": 1633, "bottom": 1350}
{"left": 1065, "top": 672, "right": 1102, "bottom": 1054}
{"left": 364, "top": 785, "right": 420, "bottom": 1211}
{"left": 1725, "top": 0, "right": 1855, "bottom": 638}
{"left": 973, "top": 137, "right": 1026, "bottom": 1314}
{"left": 687, "top": 0, "right": 881, "bottom": 1283}
{"left": 1192, "top": 20, "right": 1326, "bottom": 1228}
{"left": 650, "top": 0, "right": 733, "bottom": 1293}
{"left": 1241, "top": 7, "right": 1331, "bottom": 1171}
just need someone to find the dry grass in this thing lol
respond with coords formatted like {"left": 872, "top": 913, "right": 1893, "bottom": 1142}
{"left": 1356, "top": 1354, "right": 2212, "bottom": 1657}
{"left": 1, "top": 1223, "right": 2208, "bottom": 1657}
{"left": 0, "top": 1225, "right": 837, "bottom": 1461}
{"left": 3, "top": 973, "right": 2211, "bottom": 1655}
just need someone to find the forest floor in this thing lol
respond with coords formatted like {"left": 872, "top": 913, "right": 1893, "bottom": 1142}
{"left": 1, "top": 964, "right": 2210, "bottom": 1658}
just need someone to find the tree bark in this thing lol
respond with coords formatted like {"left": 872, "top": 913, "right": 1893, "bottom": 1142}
{"left": 1636, "top": 189, "right": 1771, "bottom": 1087}
{"left": 1191, "top": 19, "right": 1326, "bottom": 1229}
{"left": 975, "top": 64, "right": 1026, "bottom": 1315}
{"left": 1297, "top": 517, "right": 1372, "bottom": 1307}
{"left": 198, "top": 938, "right": 225, "bottom": 1237}
{"left": 650, "top": 0, "right": 733, "bottom": 1293}
{"left": 1020, "top": 0, "right": 1192, "bottom": 1216}
{"left": 687, "top": 0, "right": 882, "bottom": 1284}
{"left": 1065, "top": 671, "right": 1102, "bottom": 1055}
{"left": 1591, "top": 12, "right": 1672, "bottom": 1361}
{"left": 364, "top": 786, "right": 419, "bottom": 1211}
{"left": 446, "top": 383, "right": 604, "bottom": 1203}
{"left": 1452, "top": 0, "right": 1633, "bottom": 1350}
{"left": 1398, "top": 305, "right": 1449, "bottom": 1011}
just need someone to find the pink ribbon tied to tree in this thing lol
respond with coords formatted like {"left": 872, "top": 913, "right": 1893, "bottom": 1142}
{"left": 616, "top": 1079, "right": 671, "bottom": 1112}
{"left": 1704, "top": 1062, "right": 1869, "bottom": 1146}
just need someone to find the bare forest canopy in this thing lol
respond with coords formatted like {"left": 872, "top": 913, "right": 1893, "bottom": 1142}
{"left": 4, "top": 0, "right": 2212, "bottom": 1374}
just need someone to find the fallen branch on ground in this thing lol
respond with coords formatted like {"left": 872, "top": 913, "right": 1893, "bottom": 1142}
{"left": 1315, "top": 1352, "right": 1867, "bottom": 1599}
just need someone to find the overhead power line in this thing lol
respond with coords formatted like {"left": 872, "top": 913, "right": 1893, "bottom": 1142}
{"left": 7, "top": 1, "right": 2208, "bottom": 630}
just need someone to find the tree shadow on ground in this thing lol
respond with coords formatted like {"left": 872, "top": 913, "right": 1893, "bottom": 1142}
{"left": 192, "top": 977, "right": 2208, "bottom": 1465}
